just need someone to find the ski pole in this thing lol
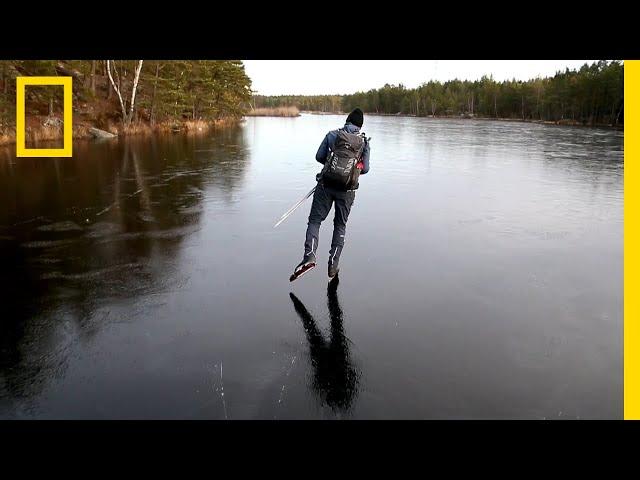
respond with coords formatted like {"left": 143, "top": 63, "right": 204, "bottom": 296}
{"left": 273, "top": 185, "right": 316, "bottom": 228}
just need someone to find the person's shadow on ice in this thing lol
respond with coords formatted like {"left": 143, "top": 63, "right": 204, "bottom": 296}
{"left": 289, "top": 277, "right": 360, "bottom": 414}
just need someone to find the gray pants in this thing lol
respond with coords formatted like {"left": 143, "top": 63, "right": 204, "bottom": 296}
{"left": 304, "top": 183, "right": 356, "bottom": 263}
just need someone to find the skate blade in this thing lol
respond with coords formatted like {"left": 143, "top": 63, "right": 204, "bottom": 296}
{"left": 290, "top": 262, "right": 316, "bottom": 282}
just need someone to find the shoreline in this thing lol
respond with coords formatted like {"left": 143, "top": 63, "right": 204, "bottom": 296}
{"left": 300, "top": 111, "right": 623, "bottom": 130}
{"left": 1, "top": 111, "right": 622, "bottom": 148}
{"left": 0, "top": 117, "right": 243, "bottom": 148}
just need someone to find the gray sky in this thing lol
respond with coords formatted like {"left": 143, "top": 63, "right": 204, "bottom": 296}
{"left": 243, "top": 60, "right": 597, "bottom": 96}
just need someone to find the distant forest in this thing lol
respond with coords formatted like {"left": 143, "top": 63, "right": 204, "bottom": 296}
{"left": 253, "top": 61, "right": 624, "bottom": 126}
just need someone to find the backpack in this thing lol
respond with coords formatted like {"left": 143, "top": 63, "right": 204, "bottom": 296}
{"left": 321, "top": 129, "right": 366, "bottom": 190}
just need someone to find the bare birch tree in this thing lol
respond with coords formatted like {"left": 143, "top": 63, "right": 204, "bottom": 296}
{"left": 106, "top": 60, "right": 144, "bottom": 128}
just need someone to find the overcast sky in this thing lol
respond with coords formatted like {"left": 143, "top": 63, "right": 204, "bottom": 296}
{"left": 243, "top": 60, "right": 598, "bottom": 96}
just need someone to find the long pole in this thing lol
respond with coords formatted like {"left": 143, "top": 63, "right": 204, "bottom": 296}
{"left": 273, "top": 186, "right": 316, "bottom": 228}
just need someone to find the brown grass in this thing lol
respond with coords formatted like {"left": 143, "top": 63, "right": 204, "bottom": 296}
{"left": 0, "top": 122, "right": 67, "bottom": 148}
{"left": 26, "top": 125, "right": 64, "bottom": 144}
{"left": 122, "top": 122, "right": 154, "bottom": 136}
{"left": 182, "top": 119, "right": 215, "bottom": 131}
{"left": 122, "top": 118, "right": 236, "bottom": 135}
{"left": 0, "top": 132, "right": 12, "bottom": 145}
{"left": 245, "top": 106, "right": 300, "bottom": 117}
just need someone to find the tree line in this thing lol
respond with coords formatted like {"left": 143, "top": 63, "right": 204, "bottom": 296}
{"left": 253, "top": 61, "right": 624, "bottom": 126}
{"left": 0, "top": 60, "right": 252, "bottom": 131}
{"left": 252, "top": 94, "right": 343, "bottom": 113}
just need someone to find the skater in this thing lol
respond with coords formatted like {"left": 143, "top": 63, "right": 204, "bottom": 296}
{"left": 290, "top": 108, "right": 370, "bottom": 281}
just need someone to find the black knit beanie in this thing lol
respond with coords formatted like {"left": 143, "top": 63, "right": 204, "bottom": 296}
{"left": 346, "top": 108, "right": 364, "bottom": 128}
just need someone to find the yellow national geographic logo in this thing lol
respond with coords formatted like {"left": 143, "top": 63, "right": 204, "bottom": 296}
{"left": 16, "top": 76, "right": 73, "bottom": 157}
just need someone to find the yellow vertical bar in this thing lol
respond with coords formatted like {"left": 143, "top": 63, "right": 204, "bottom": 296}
{"left": 625, "top": 60, "right": 638, "bottom": 419}
{"left": 63, "top": 77, "right": 73, "bottom": 157}
{"left": 16, "top": 77, "right": 25, "bottom": 156}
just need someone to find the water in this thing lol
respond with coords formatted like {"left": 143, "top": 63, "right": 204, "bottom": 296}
{"left": 0, "top": 114, "right": 623, "bottom": 419}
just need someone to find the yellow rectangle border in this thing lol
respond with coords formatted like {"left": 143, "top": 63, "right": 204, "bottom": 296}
{"left": 16, "top": 76, "right": 73, "bottom": 157}
{"left": 625, "top": 60, "right": 638, "bottom": 419}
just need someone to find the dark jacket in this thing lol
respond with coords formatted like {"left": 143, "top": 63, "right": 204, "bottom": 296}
{"left": 315, "top": 122, "right": 370, "bottom": 175}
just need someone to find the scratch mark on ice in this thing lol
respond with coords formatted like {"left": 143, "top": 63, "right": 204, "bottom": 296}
{"left": 274, "top": 355, "right": 297, "bottom": 419}
{"left": 219, "top": 362, "right": 228, "bottom": 420}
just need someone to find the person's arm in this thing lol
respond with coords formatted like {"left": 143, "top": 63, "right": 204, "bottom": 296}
{"left": 315, "top": 131, "right": 332, "bottom": 164}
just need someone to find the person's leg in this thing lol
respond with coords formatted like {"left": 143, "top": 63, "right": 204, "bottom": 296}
{"left": 303, "top": 184, "right": 333, "bottom": 260}
{"left": 328, "top": 190, "right": 355, "bottom": 275}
